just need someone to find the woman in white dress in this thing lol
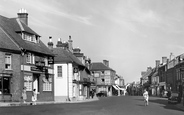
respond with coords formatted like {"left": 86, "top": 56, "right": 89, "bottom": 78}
{"left": 143, "top": 89, "right": 149, "bottom": 106}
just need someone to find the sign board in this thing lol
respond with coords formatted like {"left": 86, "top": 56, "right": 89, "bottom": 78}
{"left": 48, "top": 57, "right": 54, "bottom": 64}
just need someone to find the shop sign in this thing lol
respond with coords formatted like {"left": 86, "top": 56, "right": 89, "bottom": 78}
{"left": 35, "top": 61, "right": 45, "bottom": 67}
{"left": 31, "top": 66, "right": 46, "bottom": 72}
{"left": 0, "top": 73, "right": 11, "bottom": 77}
{"left": 48, "top": 57, "right": 54, "bottom": 64}
{"left": 24, "top": 76, "right": 32, "bottom": 81}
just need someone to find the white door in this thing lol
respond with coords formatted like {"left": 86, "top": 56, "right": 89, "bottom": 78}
{"left": 33, "top": 77, "right": 38, "bottom": 93}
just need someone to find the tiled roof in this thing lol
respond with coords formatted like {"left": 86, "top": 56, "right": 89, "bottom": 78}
{"left": 53, "top": 48, "right": 84, "bottom": 67}
{"left": 141, "top": 70, "right": 152, "bottom": 79}
{"left": 10, "top": 18, "right": 40, "bottom": 36}
{"left": 0, "top": 15, "right": 53, "bottom": 56}
{"left": 89, "top": 62, "right": 115, "bottom": 71}
{"left": 0, "top": 27, "right": 20, "bottom": 52}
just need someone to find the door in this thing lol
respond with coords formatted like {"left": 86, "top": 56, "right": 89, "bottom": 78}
{"left": 33, "top": 74, "right": 39, "bottom": 94}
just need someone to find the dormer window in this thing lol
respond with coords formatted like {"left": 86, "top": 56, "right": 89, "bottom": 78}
{"left": 22, "top": 32, "right": 39, "bottom": 43}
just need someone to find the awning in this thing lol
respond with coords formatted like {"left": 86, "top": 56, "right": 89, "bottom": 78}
{"left": 112, "top": 85, "right": 119, "bottom": 90}
{"left": 115, "top": 85, "right": 126, "bottom": 91}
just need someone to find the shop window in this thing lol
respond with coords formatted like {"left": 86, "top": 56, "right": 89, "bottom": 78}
{"left": 43, "top": 76, "right": 52, "bottom": 91}
{"left": 5, "top": 54, "right": 12, "bottom": 70}
{"left": 0, "top": 77, "right": 10, "bottom": 94}
{"left": 24, "top": 75, "right": 33, "bottom": 91}
{"left": 43, "top": 82, "right": 52, "bottom": 91}
{"left": 57, "top": 66, "right": 62, "bottom": 77}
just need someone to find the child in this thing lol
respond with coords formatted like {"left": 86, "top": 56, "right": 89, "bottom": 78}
{"left": 32, "top": 89, "right": 37, "bottom": 105}
{"left": 143, "top": 89, "right": 149, "bottom": 106}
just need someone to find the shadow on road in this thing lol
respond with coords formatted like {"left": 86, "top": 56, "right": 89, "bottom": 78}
{"left": 135, "top": 97, "right": 184, "bottom": 112}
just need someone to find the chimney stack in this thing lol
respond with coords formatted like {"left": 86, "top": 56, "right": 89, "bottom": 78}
{"left": 103, "top": 60, "right": 109, "bottom": 67}
{"left": 155, "top": 60, "right": 160, "bottom": 68}
{"left": 68, "top": 35, "right": 73, "bottom": 52}
{"left": 47, "top": 36, "right": 53, "bottom": 49}
{"left": 17, "top": 8, "right": 28, "bottom": 25}
{"left": 162, "top": 57, "right": 167, "bottom": 64}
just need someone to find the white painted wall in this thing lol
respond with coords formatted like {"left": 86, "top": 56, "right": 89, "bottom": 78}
{"left": 54, "top": 63, "right": 68, "bottom": 97}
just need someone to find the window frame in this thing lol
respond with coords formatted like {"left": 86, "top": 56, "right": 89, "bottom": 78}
{"left": 57, "top": 66, "right": 62, "bottom": 77}
{"left": 5, "top": 54, "right": 12, "bottom": 70}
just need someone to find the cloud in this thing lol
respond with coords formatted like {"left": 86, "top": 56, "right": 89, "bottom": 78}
{"left": 13, "top": 0, "right": 93, "bottom": 25}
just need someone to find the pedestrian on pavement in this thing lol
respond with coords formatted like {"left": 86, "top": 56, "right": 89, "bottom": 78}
{"left": 143, "top": 89, "right": 149, "bottom": 106}
{"left": 32, "top": 89, "right": 37, "bottom": 105}
{"left": 21, "top": 87, "right": 27, "bottom": 103}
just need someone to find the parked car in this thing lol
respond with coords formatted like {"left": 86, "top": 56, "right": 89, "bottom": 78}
{"left": 96, "top": 91, "right": 107, "bottom": 97}
{"left": 168, "top": 92, "right": 181, "bottom": 104}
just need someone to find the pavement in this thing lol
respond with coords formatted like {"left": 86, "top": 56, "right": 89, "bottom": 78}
{"left": 175, "top": 98, "right": 184, "bottom": 111}
{"left": 0, "top": 96, "right": 99, "bottom": 107}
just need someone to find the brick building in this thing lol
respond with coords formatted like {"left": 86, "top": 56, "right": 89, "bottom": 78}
{"left": 0, "top": 9, "right": 54, "bottom": 102}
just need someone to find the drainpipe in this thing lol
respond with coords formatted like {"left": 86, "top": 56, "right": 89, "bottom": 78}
{"left": 67, "top": 63, "right": 70, "bottom": 101}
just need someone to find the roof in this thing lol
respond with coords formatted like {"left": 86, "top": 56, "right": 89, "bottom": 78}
{"left": 89, "top": 62, "right": 115, "bottom": 72}
{"left": 0, "top": 15, "right": 53, "bottom": 56}
{"left": 0, "top": 26, "right": 20, "bottom": 52}
{"left": 141, "top": 70, "right": 152, "bottom": 79}
{"left": 53, "top": 47, "right": 85, "bottom": 67}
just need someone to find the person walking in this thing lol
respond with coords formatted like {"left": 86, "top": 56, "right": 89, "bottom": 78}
{"left": 21, "top": 87, "right": 27, "bottom": 103}
{"left": 32, "top": 89, "right": 37, "bottom": 105}
{"left": 143, "top": 89, "right": 149, "bottom": 106}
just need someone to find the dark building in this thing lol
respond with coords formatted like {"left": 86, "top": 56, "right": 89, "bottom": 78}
{"left": 0, "top": 9, "right": 54, "bottom": 102}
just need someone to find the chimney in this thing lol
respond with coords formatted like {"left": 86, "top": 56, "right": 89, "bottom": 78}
{"left": 155, "top": 60, "right": 160, "bottom": 68}
{"left": 47, "top": 36, "right": 53, "bottom": 49}
{"left": 73, "top": 47, "right": 81, "bottom": 53}
{"left": 162, "top": 57, "right": 167, "bottom": 64}
{"left": 17, "top": 8, "right": 28, "bottom": 25}
{"left": 56, "top": 38, "right": 68, "bottom": 49}
{"left": 103, "top": 60, "right": 109, "bottom": 67}
{"left": 147, "top": 66, "right": 152, "bottom": 71}
{"left": 68, "top": 35, "right": 73, "bottom": 52}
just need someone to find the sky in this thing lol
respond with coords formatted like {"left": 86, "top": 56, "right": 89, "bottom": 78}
{"left": 1, "top": 0, "right": 184, "bottom": 83}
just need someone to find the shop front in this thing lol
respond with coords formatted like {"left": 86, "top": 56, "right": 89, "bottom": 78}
{"left": 0, "top": 73, "right": 12, "bottom": 102}
{"left": 22, "top": 64, "right": 54, "bottom": 102}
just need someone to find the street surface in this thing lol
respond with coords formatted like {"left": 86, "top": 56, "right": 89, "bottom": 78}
{"left": 0, "top": 96, "right": 183, "bottom": 115}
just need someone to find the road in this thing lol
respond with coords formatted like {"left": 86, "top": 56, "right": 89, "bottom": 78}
{"left": 0, "top": 96, "right": 183, "bottom": 115}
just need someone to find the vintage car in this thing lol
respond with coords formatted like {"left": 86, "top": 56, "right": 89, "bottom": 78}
{"left": 96, "top": 91, "right": 107, "bottom": 97}
{"left": 168, "top": 92, "right": 180, "bottom": 104}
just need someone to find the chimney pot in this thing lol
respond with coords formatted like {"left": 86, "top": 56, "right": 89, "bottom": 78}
{"left": 17, "top": 8, "right": 28, "bottom": 25}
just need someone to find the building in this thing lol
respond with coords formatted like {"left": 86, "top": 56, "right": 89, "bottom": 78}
{"left": 73, "top": 47, "right": 93, "bottom": 99}
{"left": 90, "top": 60, "right": 116, "bottom": 96}
{"left": 49, "top": 36, "right": 92, "bottom": 101}
{"left": 0, "top": 9, "right": 54, "bottom": 102}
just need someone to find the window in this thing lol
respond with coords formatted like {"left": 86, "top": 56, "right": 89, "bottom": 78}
{"left": 5, "top": 54, "right": 11, "bottom": 70}
{"left": 24, "top": 75, "right": 33, "bottom": 91}
{"left": 26, "top": 53, "right": 35, "bottom": 64}
{"left": 0, "top": 77, "right": 10, "bottom": 94}
{"left": 26, "top": 53, "right": 31, "bottom": 63}
{"left": 43, "top": 82, "right": 52, "bottom": 91}
{"left": 23, "top": 33, "right": 38, "bottom": 43}
{"left": 57, "top": 66, "right": 62, "bottom": 77}
{"left": 43, "top": 76, "right": 52, "bottom": 91}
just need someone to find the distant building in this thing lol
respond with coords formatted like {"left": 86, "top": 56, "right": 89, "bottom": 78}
{"left": 90, "top": 60, "right": 116, "bottom": 96}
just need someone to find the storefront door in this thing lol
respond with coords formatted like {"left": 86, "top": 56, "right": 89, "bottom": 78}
{"left": 33, "top": 74, "right": 40, "bottom": 94}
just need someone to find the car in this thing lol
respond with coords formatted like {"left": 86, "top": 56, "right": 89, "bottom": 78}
{"left": 168, "top": 92, "right": 180, "bottom": 104}
{"left": 96, "top": 91, "right": 107, "bottom": 97}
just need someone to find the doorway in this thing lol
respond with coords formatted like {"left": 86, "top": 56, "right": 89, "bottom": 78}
{"left": 33, "top": 74, "right": 40, "bottom": 94}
